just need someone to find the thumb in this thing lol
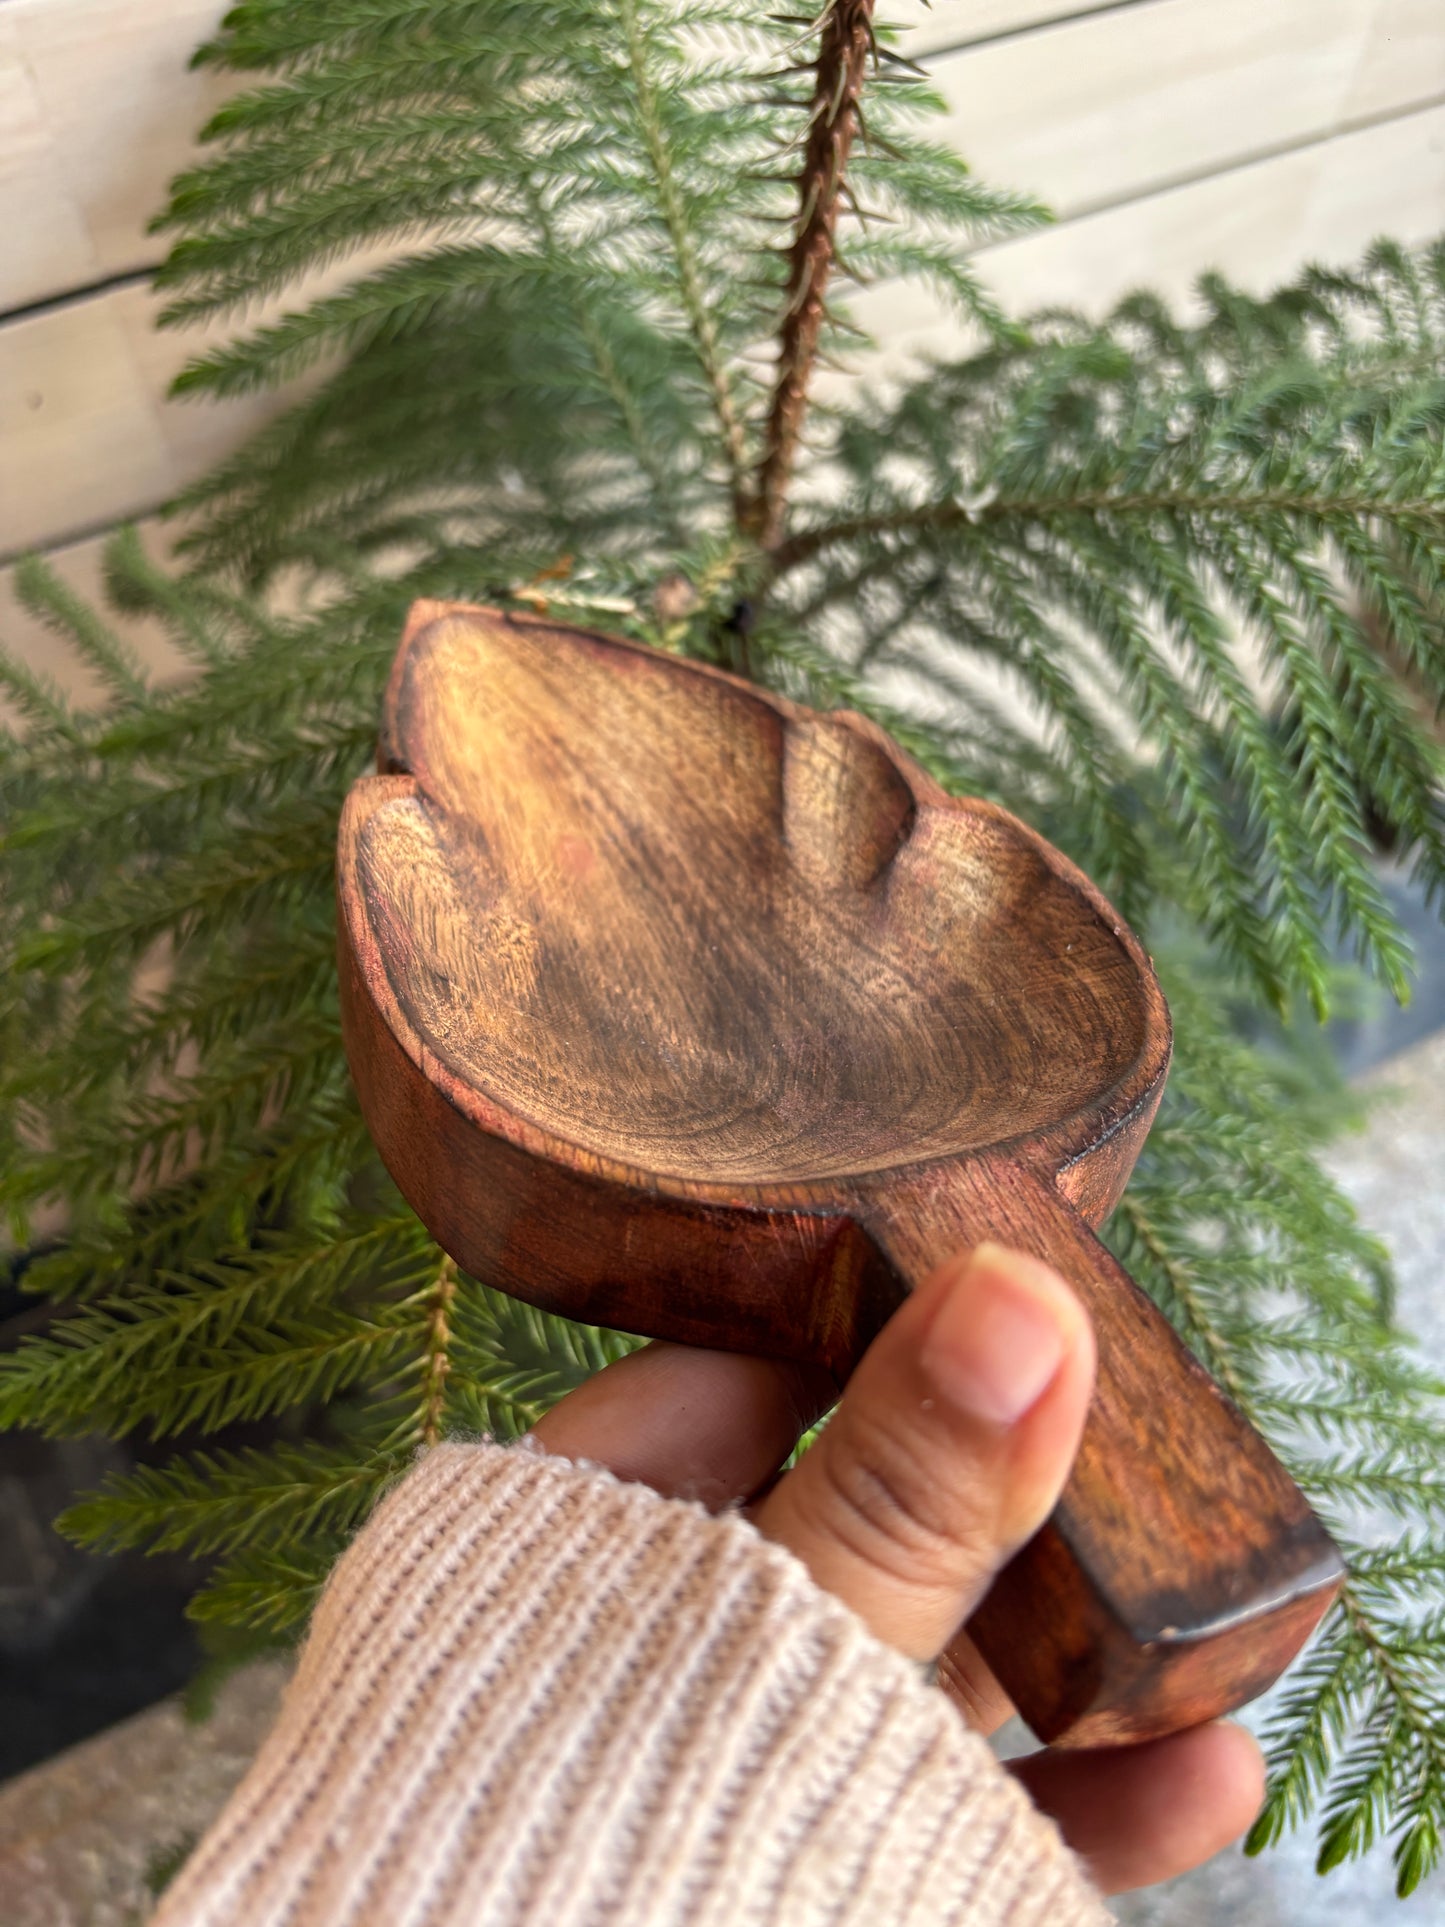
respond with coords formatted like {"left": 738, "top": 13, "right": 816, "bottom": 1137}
{"left": 753, "top": 1243, "right": 1094, "bottom": 1660}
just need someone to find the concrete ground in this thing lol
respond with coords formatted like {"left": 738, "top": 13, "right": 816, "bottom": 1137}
{"left": 0, "top": 1660, "right": 287, "bottom": 1927}
{"left": 0, "top": 1033, "right": 1442, "bottom": 1923}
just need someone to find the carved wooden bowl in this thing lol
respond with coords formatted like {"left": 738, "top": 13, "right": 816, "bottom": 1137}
{"left": 338, "top": 600, "right": 1342, "bottom": 1747}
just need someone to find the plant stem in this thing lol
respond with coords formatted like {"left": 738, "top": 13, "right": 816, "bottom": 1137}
{"left": 768, "top": 489, "right": 1445, "bottom": 575}
{"left": 749, "top": 0, "right": 876, "bottom": 553}
{"left": 1117, "top": 1196, "right": 1254, "bottom": 1404}
{"left": 579, "top": 314, "right": 684, "bottom": 535}
{"left": 419, "top": 1255, "right": 458, "bottom": 1449}
{"left": 617, "top": 0, "right": 750, "bottom": 519}
{"left": 520, "top": 173, "right": 683, "bottom": 539}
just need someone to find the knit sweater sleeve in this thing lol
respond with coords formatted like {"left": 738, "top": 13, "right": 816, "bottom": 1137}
{"left": 151, "top": 1440, "right": 1111, "bottom": 1927}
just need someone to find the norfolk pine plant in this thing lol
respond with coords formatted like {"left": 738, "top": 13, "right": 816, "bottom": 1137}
{"left": 2, "top": 0, "right": 1445, "bottom": 1895}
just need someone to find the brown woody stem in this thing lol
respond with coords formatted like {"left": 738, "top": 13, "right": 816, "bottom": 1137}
{"left": 748, "top": 1, "right": 876, "bottom": 552}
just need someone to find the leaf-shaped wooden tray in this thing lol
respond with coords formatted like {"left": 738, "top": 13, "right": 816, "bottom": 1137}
{"left": 338, "top": 600, "right": 1343, "bottom": 1747}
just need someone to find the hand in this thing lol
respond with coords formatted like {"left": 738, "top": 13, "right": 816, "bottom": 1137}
{"left": 532, "top": 1242, "right": 1265, "bottom": 1896}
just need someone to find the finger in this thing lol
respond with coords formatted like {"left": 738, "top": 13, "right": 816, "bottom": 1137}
{"left": 1010, "top": 1722, "right": 1266, "bottom": 1894}
{"left": 754, "top": 1243, "right": 1094, "bottom": 1659}
{"left": 530, "top": 1340, "right": 835, "bottom": 1509}
{"left": 937, "top": 1628, "right": 1015, "bottom": 1734}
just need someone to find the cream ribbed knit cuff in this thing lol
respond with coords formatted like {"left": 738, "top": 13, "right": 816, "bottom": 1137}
{"left": 153, "top": 1441, "right": 1110, "bottom": 1926}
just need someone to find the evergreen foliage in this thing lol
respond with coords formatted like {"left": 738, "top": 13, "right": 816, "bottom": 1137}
{"left": 2, "top": 0, "right": 1444, "bottom": 1895}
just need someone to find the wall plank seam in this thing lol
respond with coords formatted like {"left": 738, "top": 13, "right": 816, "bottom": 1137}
{"left": 909, "top": 0, "right": 1157, "bottom": 63}
{"left": 1050, "top": 86, "right": 1445, "bottom": 227}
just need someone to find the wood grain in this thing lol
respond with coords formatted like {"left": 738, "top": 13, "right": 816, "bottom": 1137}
{"left": 338, "top": 600, "right": 1343, "bottom": 1747}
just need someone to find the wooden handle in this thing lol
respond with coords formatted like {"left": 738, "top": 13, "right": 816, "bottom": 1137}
{"left": 858, "top": 1157, "right": 1343, "bottom": 1747}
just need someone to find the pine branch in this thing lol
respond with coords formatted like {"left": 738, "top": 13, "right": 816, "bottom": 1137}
{"left": 417, "top": 1254, "right": 458, "bottom": 1448}
{"left": 1323, "top": 1585, "right": 1445, "bottom": 1894}
{"left": 748, "top": 0, "right": 876, "bottom": 549}
{"left": 102, "top": 525, "right": 233, "bottom": 666}
{"left": 12, "top": 802, "right": 337, "bottom": 971}
{"left": 186, "top": 1541, "right": 340, "bottom": 1635}
{"left": 0, "top": 648, "right": 79, "bottom": 740}
{"left": 616, "top": 0, "right": 751, "bottom": 516}
{"left": 12, "top": 556, "right": 150, "bottom": 704}
{"left": 60, "top": 1441, "right": 396, "bottom": 1558}
{"left": 521, "top": 175, "right": 685, "bottom": 541}
{"left": 0, "top": 1218, "right": 421, "bottom": 1435}
{"left": 768, "top": 487, "right": 1445, "bottom": 576}
{"left": 19, "top": 1107, "right": 372, "bottom": 1303}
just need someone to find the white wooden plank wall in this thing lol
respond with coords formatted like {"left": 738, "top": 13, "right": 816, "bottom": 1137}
{"left": 0, "top": 0, "right": 232, "bottom": 305}
{"left": 1, "top": 0, "right": 1442, "bottom": 660}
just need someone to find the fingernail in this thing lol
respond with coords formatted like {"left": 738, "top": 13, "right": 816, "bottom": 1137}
{"left": 919, "top": 1244, "right": 1068, "bottom": 1425}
